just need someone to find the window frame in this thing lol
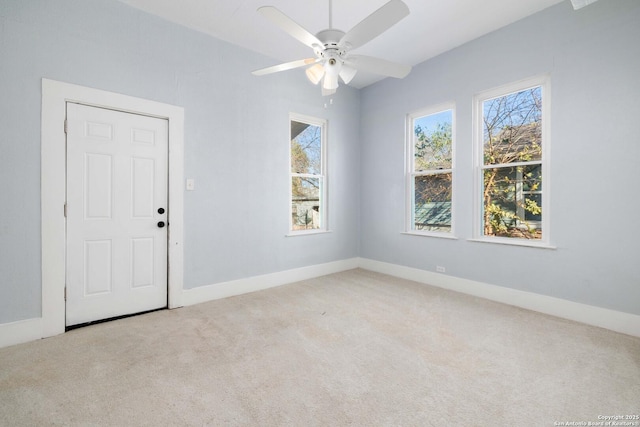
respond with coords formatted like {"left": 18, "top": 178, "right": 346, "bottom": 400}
{"left": 405, "top": 102, "right": 456, "bottom": 238}
{"left": 288, "top": 113, "right": 328, "bottom": 235}
{"left": 471, "top": 75, "right": 552, "bottom": 248}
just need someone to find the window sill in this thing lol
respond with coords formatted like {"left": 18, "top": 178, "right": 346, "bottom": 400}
{"left": 468, "top": 237, "right": 556, "bottom": 249}
{"left": 286, "top": 230, "right": 332, "bottom": 237}
{"left": 401, "top": 232, "right": 458, "bottom": 240}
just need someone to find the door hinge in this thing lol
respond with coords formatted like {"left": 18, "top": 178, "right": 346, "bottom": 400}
{"left": 64, "top": 203, "right": 67, "bottom": 218}
{"left": 64, "top": 119, "right": 68, "bottom": 134}
{"left": 64, "top": 287, "right": 67, "bottom": 301}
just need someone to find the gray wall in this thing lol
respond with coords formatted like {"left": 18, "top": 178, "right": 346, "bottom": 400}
{"left": 1, "top": 0, "right": 639, "bottom": 326}
{"left": 0, "top": 0, "right": 361, "bottom": 323}
{"left": 360, "top": 0, "right": 640, "bottom": 315}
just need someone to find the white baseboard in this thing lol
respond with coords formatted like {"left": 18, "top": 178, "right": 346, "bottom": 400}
{"left": 182, "top": 258, "right": 360, "bottom": 307}
{"left": 0, "top": 318, "right": 43, "bottom": 349}
{"left": 0, "top": 259, "right": 359, "bottom": 349}
{"left": 358, "top": 257, "right": 640, "bottom": 338}
{"left": 2, "top": 256, "right": 637, "bottom": 349}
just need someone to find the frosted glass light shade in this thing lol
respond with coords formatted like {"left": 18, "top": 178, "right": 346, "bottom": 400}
{"left": 305, "top": 64, "right": 325, "bottom": 85}
{"left": 339, "top": 65, "right": 357, "bottom": 84}
{"left": 323, "top": 73, "right": 339, "bottom": 90}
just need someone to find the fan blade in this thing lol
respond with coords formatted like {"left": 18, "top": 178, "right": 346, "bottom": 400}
{"left": 339, "top": 0, "right": 409, "bottom": 51}
{"left": 258, "top": 6, "right": 323, "bottom": 49}
{"left": 344, "top": 55, "right": 411, "bottom": 79}
{"left": 252, "top": 58, "right": 318, "bottom": 76}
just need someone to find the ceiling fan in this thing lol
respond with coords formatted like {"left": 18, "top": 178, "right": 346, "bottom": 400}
{"left": 252, "top": 0, "right": 412, "bottom": 96}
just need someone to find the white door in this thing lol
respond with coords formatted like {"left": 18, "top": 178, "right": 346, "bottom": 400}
{"left": 65, "top": 103, "right": 169, "bottom": 326}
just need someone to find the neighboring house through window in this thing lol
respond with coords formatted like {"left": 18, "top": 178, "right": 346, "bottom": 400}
{"left": 474, "top": 75, "right": 550, "bottom": 245}
{"left": 290, "top": 114, "right": 327, "bottom": 233}
{"left": 406, "top": 104, "right": 454, "bottom": 235}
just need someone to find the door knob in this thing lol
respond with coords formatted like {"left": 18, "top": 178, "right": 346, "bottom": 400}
{"left": 157, "top": 221, "right": 165, "bottom": 228}
{"left": 157, "top": 208, "right": 165, "bottom": 214}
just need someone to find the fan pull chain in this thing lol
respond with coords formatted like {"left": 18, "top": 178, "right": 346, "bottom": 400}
{"left": 324, "top": 98, "right": 334, "bottom": 109}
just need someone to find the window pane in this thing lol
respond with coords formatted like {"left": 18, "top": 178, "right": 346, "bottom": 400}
{"left": 291, "top": 177, "right": 321, "bottom": 230}
{"left": 413, "top": 173, "right": 452, "bottom": 232}
{"left": 291, "top": 121, "right": 322, "bottom": 174}
{"left": 483, "top": 87, "right": 542, "bottom": 165}
{"left": 414, "top": 110, "right": 452, "bottom": 171}
{"left": 483, "top": 165, "right": 542, "bottom": 239}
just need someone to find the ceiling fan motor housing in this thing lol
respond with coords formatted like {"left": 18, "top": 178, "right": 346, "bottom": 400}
{"left": 316, "top": 29, "right": 346, "bottom": 46}
{"left": 315, "top": 29, "right": 348, "bottom": 54}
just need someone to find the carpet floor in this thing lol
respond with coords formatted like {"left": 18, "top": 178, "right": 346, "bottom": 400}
{"left": 1, "top": 268, "right": 639, "bottom": 426}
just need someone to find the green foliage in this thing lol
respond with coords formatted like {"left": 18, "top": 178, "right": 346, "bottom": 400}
{"left": 483, "top": 165, "right": 542, "bottom": 238}
{"left": 485, "top": 202, "right": 514, "bottom": 235}
{"left": 525, "top": 198, "right": 541, "bottom": 216}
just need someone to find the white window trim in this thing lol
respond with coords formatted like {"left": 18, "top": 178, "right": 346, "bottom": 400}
{"left": 288, "top": 113, "right": 328, "bottom": 235}
{"left": 405, "top": 102, "right": 456, "bottom": 237}
{"left": 471, "top": 74, "right": 552, "bottom": 248}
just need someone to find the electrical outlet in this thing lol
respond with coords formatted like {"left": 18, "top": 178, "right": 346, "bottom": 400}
{"left": 436, "top": 266, "right": 446, "bottom": 273}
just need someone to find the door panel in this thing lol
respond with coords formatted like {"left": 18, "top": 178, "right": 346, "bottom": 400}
{"left": 66, "top": 103, "right": 168, "bottom": 326}
{"left": 131, "top": 157, "right": 155, "bottom": 218}
{"left": 84, "top": 240, "right": 112, "bottom": 295}
{"left": 84, "top": 153, "right": 113, "bottom": 219}
{"left": 131, "top": 237, "right": 155, "bottom": 288}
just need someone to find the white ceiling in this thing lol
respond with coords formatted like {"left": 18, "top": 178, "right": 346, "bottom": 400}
{"left": 116, "top": 0, "right": 566, "bottom": 88}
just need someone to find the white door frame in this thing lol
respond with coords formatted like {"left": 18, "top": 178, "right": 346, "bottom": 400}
{"left": 41, "top": 78, "right": 184, "bottom": 338}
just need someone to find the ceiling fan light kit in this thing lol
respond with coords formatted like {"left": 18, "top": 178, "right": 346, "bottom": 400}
{"left": 252, "top": 0, "right": 413, "bottom": 96}
{"left": 305, "top": 63, "right": 325, "bottom": 85}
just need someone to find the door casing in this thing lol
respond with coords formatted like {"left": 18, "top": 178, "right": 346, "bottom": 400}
{"left": 41, "top": 78, "right": 184, "bottom": 338}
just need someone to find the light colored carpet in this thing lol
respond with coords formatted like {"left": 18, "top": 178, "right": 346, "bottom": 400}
{"left": 1, "top": 268, "right": 638, "bottom": 426}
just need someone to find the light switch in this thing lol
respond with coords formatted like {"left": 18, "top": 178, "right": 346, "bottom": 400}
{"left": 186, "top": 179, "right": 195, "bottom": 191}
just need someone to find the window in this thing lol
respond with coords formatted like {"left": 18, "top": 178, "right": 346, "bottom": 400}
{"left": 474, "top": 76, "right": 549, "bottom": 244}
{"left": 290, "top": 114, "right": 327, "bottom": 233}
{"left": 406, "top": 105, "right": 454, "bottom": 235}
